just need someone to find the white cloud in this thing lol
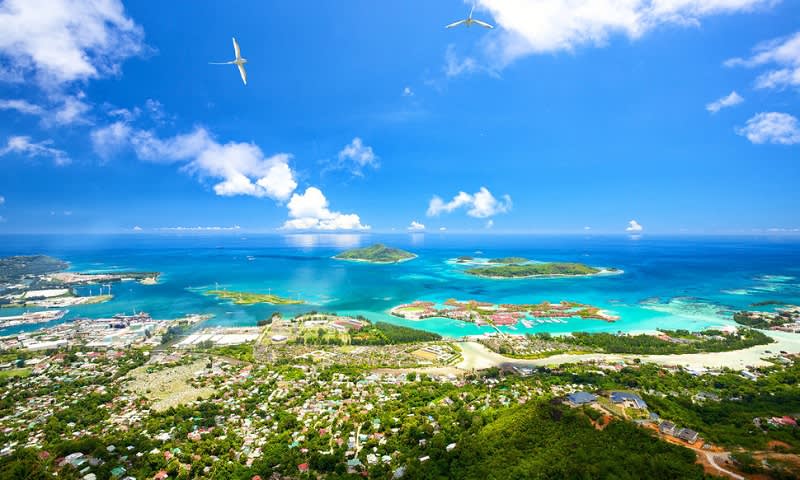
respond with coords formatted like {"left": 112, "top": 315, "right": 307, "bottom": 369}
{"left": 402, "top": 86, "right": 414, "bottom": 97}
{"left": 736, "top": 112, "right": 800, "bottom": 145}
{"left": 90, "top": 121, "right": 132, "bottom": 158}
{"left": 626, "top": 219, "right": 644, "bottom": 232}
{"left": 471, "top": 0, "right": 777, "bottom": 69}
{"left": 0, "top": 195, "right": 4, "bottom": 205}
{"left": 144, "top": 98, "right": 166, "bottom": 123}
{"left": 444, "top": 44, "right": 481, "bottom": 77}
{"left": 49, "top": 93, "right": 91, "bottom": 125}
{"left": 132, "top": 225, "right": 142, "bottom": 231}
{"left": 408, "top": 220, "right": 425, "bottom": 231}
{"left": 427, "top": 187, "right": 512, "bottom": 219}
{"left": 0, "top": 0, "right": 145, "bottom": 87}
{"left": 705, "top": 91, "right": 743, "bottom": 113}
{"left": 335, "top": 137, "right": 378, "bottom": 176}
{"left": 91, "top": 124, "right": 298, "bottom": 200}
{"left": 107, "top": 106, "right": 141, "bottom": 122}
{"left": 0, "top": 99, "right": 45, "bottom": 115}
{"left": 157, "top": 225, "right": 241, "bottom": 231}
{"left": 584, "top": 226, "right": 592, "bottom": 230}
{"left": 0, "top": 94, "right": 92, "bottom": 126}
{"left": 439, "top": 226, "right": 447, "bottom": 231}
{"left": 726, "top": 31, "right": 800, "bottom": 90}
{"left": 0, "top": 135, "right": 70, "bottom": 165}
{"left": 485, "top": 219, "right": 494, "bottom": 229}
{"left": 282, "top": 187, "right": 370, "bottom": 231}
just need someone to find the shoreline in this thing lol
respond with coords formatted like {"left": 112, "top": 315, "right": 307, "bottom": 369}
{"left": 455, "top": 330, "right": 800, "bottom": 370}
{"left": 465, "top": 268, "right": 625, "bottom": 280}
{"left": 332, "top": 253, "right": 418, "bottom": 264}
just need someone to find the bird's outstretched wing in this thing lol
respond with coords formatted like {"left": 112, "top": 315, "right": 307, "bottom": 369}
{"left": 473, "top": 19, "right": 494, "bottom": 29}
{"left": 445, "top": 19, "right": 466, "bottom": 28}
{"left": 232, "top": 37, "right": 241, "bottom": 59}
{"left": 238, "top": 63, "right": 247, "bottom": 85}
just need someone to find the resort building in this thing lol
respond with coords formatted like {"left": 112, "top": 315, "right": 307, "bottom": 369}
{"left": 610, "top": 391, "right": 648, "bottom": 410}
{"left": 566, "top": 392, "right": 597, "bottom": 407}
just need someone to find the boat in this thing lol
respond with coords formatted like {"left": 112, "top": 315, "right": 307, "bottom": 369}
{"left": 521, "top": 319, "right": 533, "bottom": 328}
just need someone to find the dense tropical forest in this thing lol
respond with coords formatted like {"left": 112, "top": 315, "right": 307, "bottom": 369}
{"left": 466, "top": 262, "right": 601, "bottom": 278}
{"left": 547, "top": 328, "right": 773, "bottom": 354}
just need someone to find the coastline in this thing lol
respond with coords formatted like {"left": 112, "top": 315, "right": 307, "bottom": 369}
{"left": 465, "top": 268, "right": 624, "bottom": 280}
{"left": 455, "top": 330, "right": 800, "bottom": 371}
{"left": 332, "top": 253, "right": 418, "bottom": 264}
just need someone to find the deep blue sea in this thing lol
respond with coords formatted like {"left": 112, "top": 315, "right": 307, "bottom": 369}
{"left": 1, "top": 234, "right": 799, "bottom": 338}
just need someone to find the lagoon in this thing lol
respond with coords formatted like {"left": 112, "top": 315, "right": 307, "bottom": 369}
{"left": 1, "top": 233, "right": 799, "bottom": 338}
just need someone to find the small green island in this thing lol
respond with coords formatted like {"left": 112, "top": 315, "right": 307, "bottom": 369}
{"left": 205, "top": 290, "right": 305, "bottom": 305}
{"left": 487, "top": 256, "right": 529, "bottom": 264}
{"left": 467, "top": 262, "right": 617, "bottom": 278}
{"left": 333, "top": 243, "right": 416, "bottom": 264}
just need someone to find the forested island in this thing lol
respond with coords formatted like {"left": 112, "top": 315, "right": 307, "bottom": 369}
{"left": 333, "top": 244, "right": 416, "bottom": 263}
{"left": 0, "top": 255, "right": 68, "bottom": 283}
{"left": 487, "top": 256, "right": 529, "bottom": 264}
{"left": 205, "top": 290, "right": 305, "bottom": 305}
{"left": 466, "top": 262, "right": 615, "bottom": 278}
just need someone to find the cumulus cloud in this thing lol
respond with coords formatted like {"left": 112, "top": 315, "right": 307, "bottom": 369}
{"left": 736, "top": 112, "right": 800, "bottom": 145}
{"left": 427, "top": 187, "right": 512, "bottom": 219}
{"left": 282, "top": 187, "right": 369, "bottom": 231}
{"left": 132, "top": 225, "right": 142, "bottom": 231}
{"left": 485, "top": 219, "right": 494, "bottom": 229}
{"left": 463, "top": 0, "right": 777, "bottom": 70}
{"left": 726, "top": 31, "right": 800, "bottom": 90}
{"left": 334, "top": 137, "right": 379, "bottom": 176}
{"left": 408, "top": 220, "right": 425, "bottom": 231}
{"left": 91, "top": 124, "right": 298, "bottom": 200}
{"left": 0, "top": 0, "right": 146, "bottom": 87}
{"left": 402, "top": 86, "right": 414, "bottom": 97}
{"left": 705, "top": 91, "right": 743, "bottom": 113}
{"left": 626, "top": 219, "right": 644, "bottom": 232}
{"left": 0, "top": 135, "right": 70, "bottom": 165}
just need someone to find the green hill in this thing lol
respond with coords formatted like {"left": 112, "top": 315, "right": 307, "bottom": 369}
{"left": 0, "top": 255, "right": 68, "bottom": 283}
{"left": 334, "top": 244, "right": 416, "bottom": 263}
{"left": 432, "top": 402, "right": 705, "bottom": 479}
{"left": 466, "top": 262, "right": 600, "bottom": 278}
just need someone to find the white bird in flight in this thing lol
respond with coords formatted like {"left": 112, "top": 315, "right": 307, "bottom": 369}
{"left": 210, "top": 37, "right": 248, "bottom": 85}
{"left": 446, "top": 6, "right": 494, "bottom": 29}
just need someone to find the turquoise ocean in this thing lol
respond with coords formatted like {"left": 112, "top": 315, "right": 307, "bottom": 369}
{"left": 1, "top": 234, "right": 799, "bottom": 338}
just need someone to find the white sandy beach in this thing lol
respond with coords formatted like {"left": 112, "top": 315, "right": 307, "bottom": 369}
{"left": 456, "top": 330, "right": 800, "bottom": 371}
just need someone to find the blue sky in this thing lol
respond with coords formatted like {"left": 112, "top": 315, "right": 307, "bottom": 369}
{"left": 0, "top": 0, "right": 798, "bottom": 234}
